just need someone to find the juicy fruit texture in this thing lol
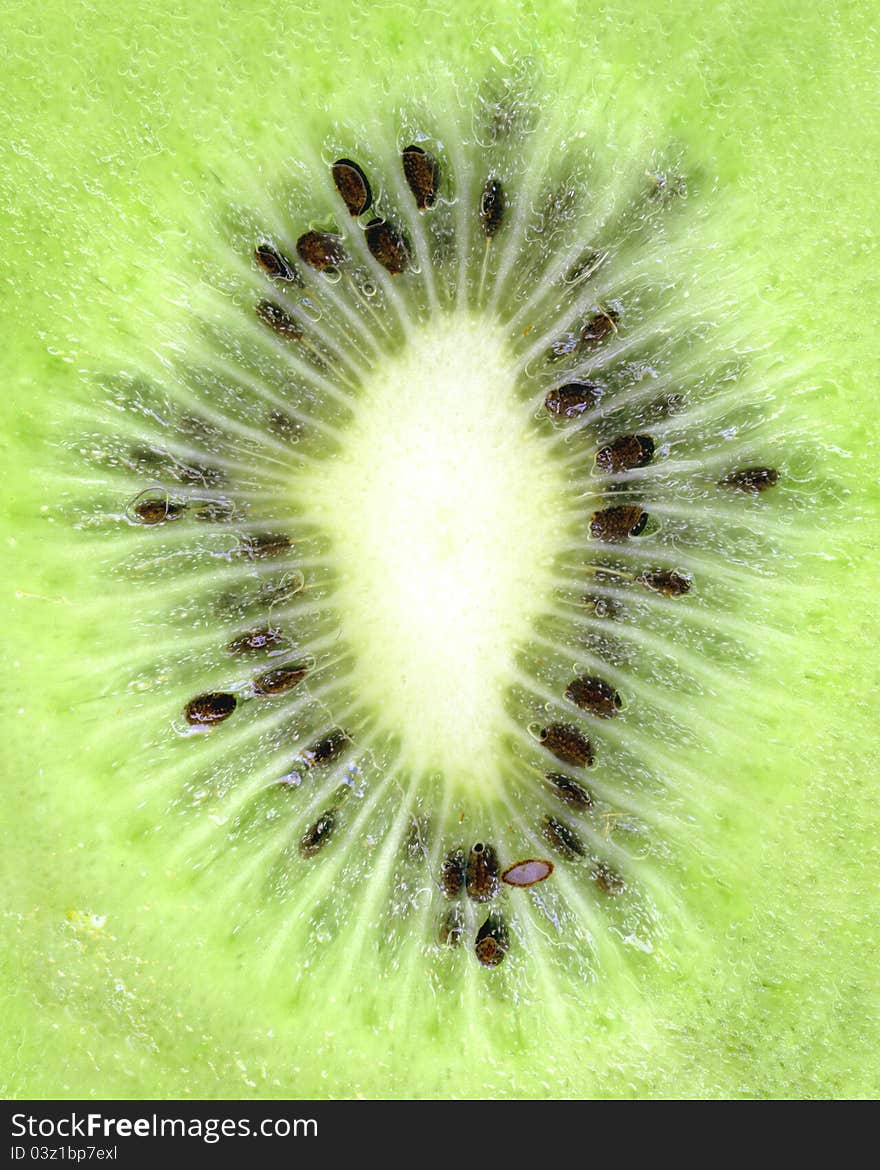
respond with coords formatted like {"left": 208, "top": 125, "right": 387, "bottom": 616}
{"left": 3, "top": 1, "right": 879, "bottom": 1099}
{"left": 82, "top": 77, "right": 800, "bottom": 982}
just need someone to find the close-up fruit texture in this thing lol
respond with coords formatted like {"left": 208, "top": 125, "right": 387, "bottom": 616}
{"left": 2, "top": 1, "right": 878, "bottom": 1100}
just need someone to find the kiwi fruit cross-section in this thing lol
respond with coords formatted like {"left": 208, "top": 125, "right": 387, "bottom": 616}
{"left": 77, "top": 63, "right": 801, "bottom": 983}
{"left": 4, "top": 1, "right": 878, "bottom": 1100}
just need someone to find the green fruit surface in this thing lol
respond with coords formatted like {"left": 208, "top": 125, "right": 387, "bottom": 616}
{"left": 2, "top": 0, "right": 878, "bottom": 1098}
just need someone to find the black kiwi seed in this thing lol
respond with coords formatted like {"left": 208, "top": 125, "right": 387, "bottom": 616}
{"left": 256, "top": 298, "right": 304, "bottom": 341}
{"left": 474, "top": 911, "right": 509, "bottom": 968}
{"left": 539, "top": 723, "right": 594, "bottom": 769}
{"left": 438, "top": 904, "right": 464, "bottom": 948}
{"left": 133, "top": 497, "right": 185, "bottom": 525}
{"left": 541, "top": 814, "right": 586, "bottom": 859}
{"left": 718, "top": 467, "right": 779, "bottom": 493}
{"left": 590, "top": 504, "right": 647, "bottom": 543}
{"left": 331, "top": 158, "right": 372, "bottom": 217}
{"left": 299, "top": 811, "right": 336, "bottom": 859}
{"left": 635, "top": 568, "right": 691, "bottom": 596}
{"left": 402, "top": 144, "right": 439, "bottom": 210}
{"left": 580, "top": 306, "right": 619, "bottom": 351}
{"left": 184, "top": 691, "right": 237, "bottom": 727}
{"left": 544, "top": 381, "right": 603, "bottom": 418}
{"left": 225, "top": 626, "right": 285, "bottom": 656}
{"left": 466, "top": 842, "right": 500, "bottom": 903}
{"left": 595, "top": 434, "right": 656, "bottom": 473}
{"left": 296, "top": 229, "right": 347, "bottom": 271}
{"left": 479, "top": 177, "right": 505, "bottom": 237}
{"left": 237, "top": 532, "right": 293, "bottom": 559}
{"left": 254, "top": 243, "right": 303, "bottom": 286}
{"left": 364, "top": 218, "right": 410, "bottom": 275}
{"left": 546, "top": 772, "right": 594, "bottom": 810}
{"left": 564, "top": 675, "right": 622, "bottom": 718}
{"left": 440, "top": 849, "right": 466, "bottom": 898}
{"left": 302, "top": 728, "right": 349, "bottom": 768}
{"left": 592, "top": 862, "right": 627, "bottom": 896}
{"left": 252, "top": 663, "right": 308, "bottom": 697}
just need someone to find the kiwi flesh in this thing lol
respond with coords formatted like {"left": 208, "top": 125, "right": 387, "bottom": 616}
{"left": 3, "top": 2, "right": 878, "bottom": 1100}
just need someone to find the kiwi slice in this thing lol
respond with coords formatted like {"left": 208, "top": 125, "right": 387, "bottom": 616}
{"left": 3, "top": 3, "right": 878, "bottom": 1100}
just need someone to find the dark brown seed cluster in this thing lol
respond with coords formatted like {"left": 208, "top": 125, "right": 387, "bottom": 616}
{"left": 545, "top": 381, "right": 603, "bottom": 418}
{"left": 466, "top": 842, "right": 500, "bottom": 903}
{"left": 565, "top": 675, "right": 622, "bottom": 718}
{"left": 719, "top": 467, "right": 779, "bottom": 493}
{"left": 590, "top": 504, "right": 647, "bottom": 543}
{"left": 595, "top": 434, "right": 655, "bottom": 474}
{"left": 434, "top": 834, "right": 551, "bottom": 964}
{"left": 402, "top": 144, "right": 439, "bottom": 210}
{"left": 540, "top": 723, "right": 594, "bottom": 768}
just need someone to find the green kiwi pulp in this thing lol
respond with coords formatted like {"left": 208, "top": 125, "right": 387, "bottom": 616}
{"left": 74, "top": 69, "right": 801, "bottom": 984}
{"left": 5, "top": 6, "right": 877, "bottom": 1100}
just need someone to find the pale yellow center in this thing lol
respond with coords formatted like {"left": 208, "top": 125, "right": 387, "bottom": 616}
{"left": 305, "top": 314, "right": 568, "bottom": 792}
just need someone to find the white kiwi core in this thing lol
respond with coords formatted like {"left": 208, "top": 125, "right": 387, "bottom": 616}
{"left": 306, "top": 313, "right": 570, "bottom": 791}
